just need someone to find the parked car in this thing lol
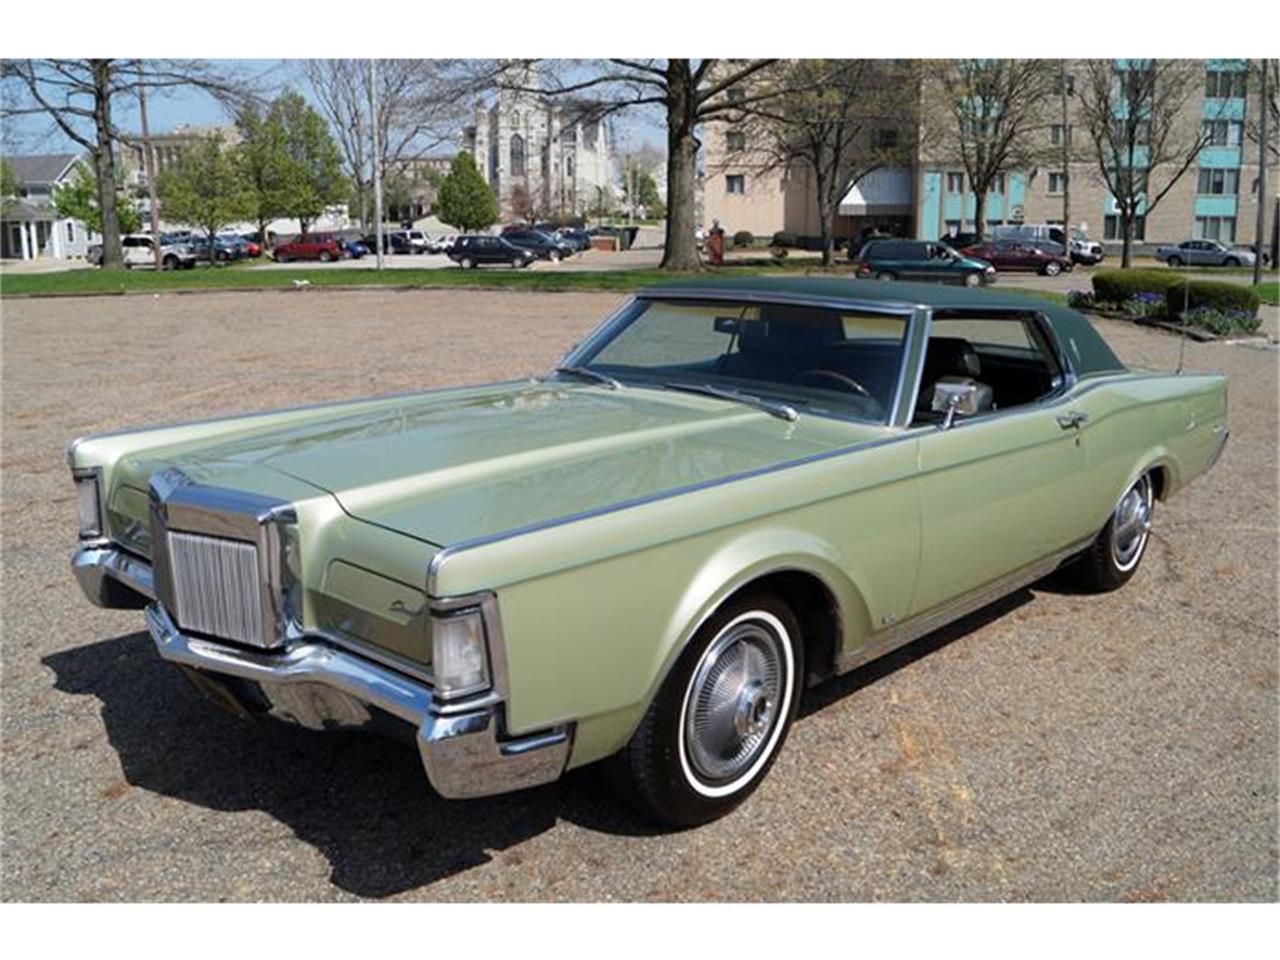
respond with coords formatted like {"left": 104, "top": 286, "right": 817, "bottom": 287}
{"left": 959, "top": 238, "right": 1073, "bottom": 276}
{"left": 272, "top": 234, "right": 343, "bottom": 263}
{"left": 993, "top": 224, "right": 1104, "bottom": 266}
{"left": 341, "top": 239, "right": 369, "bottom": 259}
{"left": 557, "top": 228, "right": 592, "bottom": 251}
{"left": 113, "top": 234, "right": 197, "bottom": 270}
{"left": 446, "top": 234, "right": 535, "bottom": 268}
{"left": 68, "top": 277, "right": 1228, "bottom": 826}
{"left": 855, "top": 239, "right": 996, "bottom": 286}
{"left": 502, "top": 229, "right": 575, "bottom": 262}
{"left": 1155, "top": 239, "right": 1257, "bottom": 268}
{"left": 235, "top": 234, "right": 262, "bottom": 257}
{"left": 390, "top": 229, "right": 432, "bottom": 254}
{"left": 188, "top": 235, "right": 245, "bottom": 263}
{"left": 360, "top": 233, "right": 415, "bottom": 256}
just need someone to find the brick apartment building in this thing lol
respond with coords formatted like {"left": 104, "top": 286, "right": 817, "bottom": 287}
{"left": 704, "top": 59, "right": 1278, "bottom": 255}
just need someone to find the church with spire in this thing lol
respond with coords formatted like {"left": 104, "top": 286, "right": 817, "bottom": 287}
{"left": 463, "top": 64, "right": 617, "bottom": 222}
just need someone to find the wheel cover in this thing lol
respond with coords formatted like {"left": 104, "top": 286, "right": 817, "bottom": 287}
{"left": 681, "top": 613, "right": 789, "bottom": 791}
{"left": 1111, "top": 474, "right": 1154, "bottom": 571}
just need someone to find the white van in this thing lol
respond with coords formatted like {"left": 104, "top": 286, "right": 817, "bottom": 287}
{"left": 993, "top": 224, "right": 1104, "bottom": 265}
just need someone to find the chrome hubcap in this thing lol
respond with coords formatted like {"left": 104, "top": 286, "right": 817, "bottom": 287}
{"left": 1111, "top": 475, "right": 1154, "bottom": 571}
{"left": 683, "top": 620, "right": 784, "bottom": 784}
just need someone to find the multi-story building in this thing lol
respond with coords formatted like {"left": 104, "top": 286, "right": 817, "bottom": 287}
{"left": 0, "top": 152, "right": 95, "bottom": 261}
{"left": 463, "top": 64, "right": 616, "bottom": 221}
{"left": 704, "top": 59, "right": 1278, "bottom": 254}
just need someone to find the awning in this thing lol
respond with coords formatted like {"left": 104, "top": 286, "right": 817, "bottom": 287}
{"left": 838, "top": 168, "right": 913, "bottom": 216}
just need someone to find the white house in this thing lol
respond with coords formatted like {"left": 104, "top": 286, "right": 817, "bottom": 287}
{"left": 1, "top": 153, "right": 95, "bottom": 261}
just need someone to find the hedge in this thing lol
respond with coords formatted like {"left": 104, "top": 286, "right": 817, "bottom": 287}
{"left": 732, "top": 230, "right": 755, "bottom": 248}
{"left": 1170, "top": 279, "right": 1261, "bottom": 315}
{"left": 1092, "top": 269, "right": 1183, "bottom": 303}
{"left": 770, "top": 231, "right": 797, "bottom": 249}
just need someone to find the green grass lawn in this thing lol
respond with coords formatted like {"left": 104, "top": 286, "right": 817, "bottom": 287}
{"left": 1254, "top": 281, "right": 1279, "bottom": 306}
{"left": 0, "top": 259, "right": 1070, "bottom": 304}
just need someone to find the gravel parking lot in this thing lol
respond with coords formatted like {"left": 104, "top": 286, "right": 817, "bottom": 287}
{"left": 1, "top": 288, "right": 1276, "bottom": 901}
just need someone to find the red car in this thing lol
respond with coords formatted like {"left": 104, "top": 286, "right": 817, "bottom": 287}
{"left": 960, "top": 238, "right": 1072, "bottom": 276}
{"left": 272, "top": 233, "right": 342, "bottom": 263}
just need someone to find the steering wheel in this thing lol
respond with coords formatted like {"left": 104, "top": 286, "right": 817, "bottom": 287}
{"left": 795, "top": 368, "right": 871, "bottom": 397}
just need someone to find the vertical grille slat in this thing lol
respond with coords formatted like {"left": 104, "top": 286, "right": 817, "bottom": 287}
{"left": 167, "top": 531, "right": 263, "bottom": 646}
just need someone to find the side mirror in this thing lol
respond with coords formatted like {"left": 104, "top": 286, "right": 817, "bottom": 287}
{"left": 931, "top": 377, "right": 992, "bottom": 429}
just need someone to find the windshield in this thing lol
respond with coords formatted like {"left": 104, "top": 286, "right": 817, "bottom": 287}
{"left": 570, "top": 298, "right": 911, "bottom": 423}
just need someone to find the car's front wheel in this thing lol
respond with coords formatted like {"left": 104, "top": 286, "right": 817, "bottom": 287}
{"left": 1072, "top": 472, "right": 1155, "bottom": 592}
{"left": 876, "top": 271, "right": 896, "bottom": 281}
{"left": 1224, "top": 256, "right": 1239, "bottom": 267}
{"left": 964, "top": 272, "right": 982, "bottom": 287}
{"left": 1167, "top": 256, "right": 1183, "bottom": 267}
{"left": 548, "top": 249, "right": 561, "bottom": 263}
{"left": 610, "top": 590, "right": 803, "bottom": 827}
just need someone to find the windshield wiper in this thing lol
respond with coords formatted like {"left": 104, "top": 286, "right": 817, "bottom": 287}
{"left": 664, "top": 382, "right": 798, "bottom": 422}
{"left": 552, "top": 365, "right": 622, "bottom": 390}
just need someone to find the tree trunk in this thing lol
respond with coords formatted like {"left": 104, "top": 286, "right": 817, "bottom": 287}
{"left": 660, "top": 61, "right": 701, "bottom": 271}
{"left": 973, "top": 188, "right": 987, "bottom": 238}
{"left": 1121, "top": 212, "right": 1134, "bottom": 269}
{"left": 91, "top": 60, "right": 123, "bottom": 269}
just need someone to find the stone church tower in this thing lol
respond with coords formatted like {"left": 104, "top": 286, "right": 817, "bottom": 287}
{"left": 464, "top": 63, "right": 615, "bottom": 221}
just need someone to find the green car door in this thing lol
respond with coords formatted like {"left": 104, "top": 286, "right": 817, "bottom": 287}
{"left": 907, "top": 311, "right": 1092, "bottom": 615}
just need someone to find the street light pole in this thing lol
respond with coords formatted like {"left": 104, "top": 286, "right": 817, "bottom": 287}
{"left": 1254, "top": 59, "right": 1269, "bottom": 287}
{"left": 369, "top": 58, "right": 385, "bottom": 271}
{"left": 137, "top": 63, "right": 162, "bottom": 270}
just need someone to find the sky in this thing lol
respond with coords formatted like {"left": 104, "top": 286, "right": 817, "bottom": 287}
{"left": 4, "top": 59, "right": 668, "bottom": 160}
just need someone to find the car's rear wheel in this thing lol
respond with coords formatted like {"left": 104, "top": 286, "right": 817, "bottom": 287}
{"left": 1043, "top": 261, "right": 1062, "bottom": 276}
{"left": 609, "top": 590, "right": 803, "bottom": 827}
{"left": 319, "top": 251, "right": 333, "bottom": 263}
{"left": 1224, "top": 256, "right": 1239, "bottom": 267}
{"left": 162, "top": 255, "right": 178, "bottom": 271}
{"left": 459, "top": 256, "right": 474, "bottom": 269}
{"left": 1167, "top": 256, "right": 1183, "bottom": 267}
{"left": 876, "top": 271, "right": 896, "bottom": 281}
{"left": 1072, "top": 472, "right": 1155, "bottom": 592}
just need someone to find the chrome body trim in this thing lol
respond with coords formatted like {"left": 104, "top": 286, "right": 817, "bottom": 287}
{"left": 146, "top": 603, "right": 571, "bottom": 799}
{"left": 835, "top": 535, "right": 1095, "bottom": 674}
{"left": 1207, "top": 425, "right": 1230, "bottom": 471}
{"left": 72, "top": 541, "right": 156, "bottom": 605}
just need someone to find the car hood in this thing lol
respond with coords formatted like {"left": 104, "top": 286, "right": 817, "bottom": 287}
{"left": 158, "top": 382, "right": 878, "bottom": 547}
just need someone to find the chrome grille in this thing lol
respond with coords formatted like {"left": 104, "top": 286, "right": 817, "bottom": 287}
{"left": 166, "top": 531, "right": 263, "bottom": 646}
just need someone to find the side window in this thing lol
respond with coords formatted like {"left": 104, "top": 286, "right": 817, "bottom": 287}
{"left": 913, "top": 313, "right": 1063, "bottom": 424}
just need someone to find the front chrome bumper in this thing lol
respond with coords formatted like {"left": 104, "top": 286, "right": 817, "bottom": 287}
{"left": 74, "top": 543, "right": 572, "bottom": 799}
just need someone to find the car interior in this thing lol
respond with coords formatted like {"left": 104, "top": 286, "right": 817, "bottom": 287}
{"left": 910, "top": 311, "right": 1064, "bottom": 425}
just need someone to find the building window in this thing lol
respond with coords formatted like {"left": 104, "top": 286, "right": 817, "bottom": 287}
{"left": 1197, "top": 168, "right": 1240, "bottom": 195}
{"left": 1205, "top": 69, "right": 1247, "bottom": 99}
{"left": 1194, "top": 216, "right": 1236, "bottom": 241}
{"left": 510, "top": 134, "right": 526, "bottom": 177}
{"left": 945, "top": 172, "right": 965, "bottom": 193}
{"left": 1047, "top": 172, "right": 1067, "bottom": 194}
{"left": 726, "top": 131, "right": 746, "bottom": 152}
{"left": 726, "top": 174, "right": 746, "bottom": 195}
{"left": 988, "top": 174, "right": 1006, "bottom": 194}
{"left": 1050, "top": 124, "right": 1072, "bottom": 147}
{"left": 1202, "top": 119, "right": 1244, "bottom": 146}
{"left": 876, "top": 128, "right": 899, "bottom": 149}
{"left": 1104, "top": 214, "right": 1146, "bottom": 241}
{"left": 1052, "top": 73, "right": 1075, "bottom": 96}
{"left": 66, "top": 221, "right": 75, "bottom": 243}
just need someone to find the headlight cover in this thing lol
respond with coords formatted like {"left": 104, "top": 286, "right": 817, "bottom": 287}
{"left": 431, "top": 607, "right": 490, "bottom": 700}
{"left": 74, "top": 471, "right": 103, "bottom": 539}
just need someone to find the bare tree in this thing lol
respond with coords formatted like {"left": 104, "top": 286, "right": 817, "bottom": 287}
{"left": 1246, "top": 59, "right": 1278, "bottom": 163}
{"left": 1, "top": 58, "right": 251, "bottom": 268}
{"left": 502, "top": 59, "right": 787, "bottom": 270}
{"left": 923, "top": 59, "right": 1056, "bottom": 236}
{"left": 304, "top": 59, "right": 469, "bottom": 231}
{"left": 1076, "top": 59, "right": 1209, "bottom": 268}
{"left": 729, "top": 59, "right": 914, "bottom": 266}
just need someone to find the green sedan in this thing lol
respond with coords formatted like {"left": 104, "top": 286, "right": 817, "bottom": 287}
{"left": 855, "top": 238, "right": 997, "bottom": 286}
{"left": 69, "top": 277, "right": 1227, "bottom": 826}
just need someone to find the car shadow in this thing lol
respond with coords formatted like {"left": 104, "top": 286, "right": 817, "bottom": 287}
{"left": 45, "top": 585, "right": 1043, "bottom": 898}
{"left": 42, "top": 630, "right": 660, "bottom": 899}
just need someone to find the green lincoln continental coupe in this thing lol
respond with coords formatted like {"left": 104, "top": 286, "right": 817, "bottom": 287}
{"left": 69, "top": 277, "right": 1228, "bottom": 825}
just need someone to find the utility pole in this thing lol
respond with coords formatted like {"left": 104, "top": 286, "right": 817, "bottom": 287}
{"left": 369, "top": 58, "right": 385, "bottom": 271}
{"left": 1059, "top": 60, "right": 1072, "bottom": 237}
{"left": 1254, "top": 59, "right": 1269, "bottom": 287}
{"left": 137, "top": 63, "right": 162, "bottom": 270}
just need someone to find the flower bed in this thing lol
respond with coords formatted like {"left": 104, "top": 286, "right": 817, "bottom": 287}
{"left": 1073, "top": 270, "right": 1264, "bottom": 338}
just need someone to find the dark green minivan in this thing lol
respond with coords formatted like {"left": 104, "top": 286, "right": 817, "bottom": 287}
{"left": 854, "top": 239, "right": 997, "bottom": 286}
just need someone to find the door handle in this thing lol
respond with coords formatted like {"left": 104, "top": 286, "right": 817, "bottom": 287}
{"left": 1056, "top": 411, "right": 1089, "bottom": 430}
